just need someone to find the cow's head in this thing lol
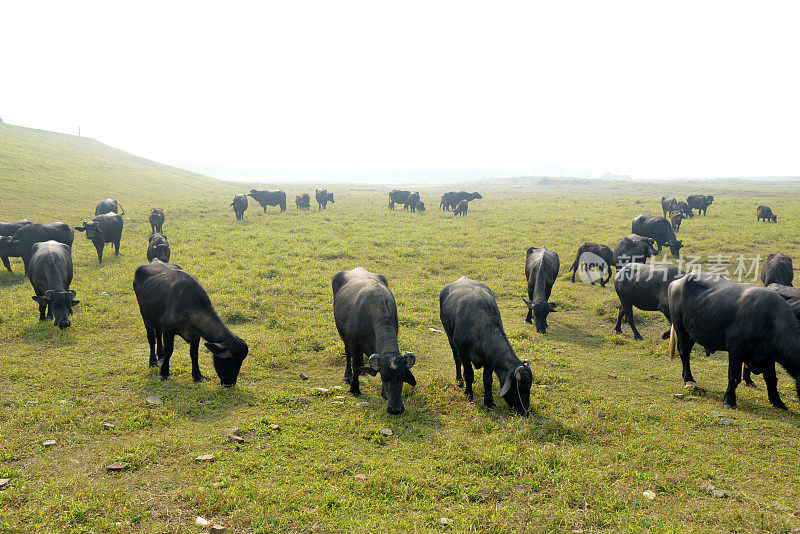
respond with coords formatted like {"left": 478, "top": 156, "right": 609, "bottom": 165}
{"left": 523, "top": 299, "right": 557, "bottom": 334}
{"left": 247, "top": 189, "right": 259, "bottom": 198}
{"left": 668, "top": 240, "right": 683, "bottom": 257}
{"left": 417, "top": 201, "right": 426, "bottom": 212}
{"left": 499, "top": 361, "right": 532, "bottom": 416}
{"left": 74, "top": 220, "right": 102, "bottom": 240}
{"left": 33, "top": 289, "right": 79, "bottom": 329}
{"left": 0, "top": 235, "right": 16, "bottom": 253}
{"left": 328, "top": 193, "right": 335, "bottom": 203}
{"left": 207, "top": 336, "right": 249, "bottom": 387}
{"left": 361, "top": 351, "right": 416, "bottom": 415}
{"left": 152, "top": 244, "right": 170, "bottom": 262}
{"left": 472, "top": 192, "right": 483, "bottom": 199}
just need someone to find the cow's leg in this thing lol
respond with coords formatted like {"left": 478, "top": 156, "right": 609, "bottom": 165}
{"left": 348, "top": 348, "right": 363, "bottom": 396}
{"left": 675, "top": 325, "right": 697, "bottom": 387}
{"left": 114, "top": 238, "right": 120, "bottom": 255}
{"left": 614, "top": 305, "right": 625, "bottom": 334}
{"left": 46, "top": 302, "right": 53, "bottom": 319}
{"left": 189, "top": 338, "right": 204, "bottom": 382}
{"left": 155, "top": 327, "right": 164, "bottom": 362}
{"left": 38, "top": 300, "right": 47, "bottom": 321}
{"left": 447, "top": 340, "right": 463, "bottom": 387}
{"left": 463, "top": 361, "right": 475, "bottom": 401}
{"left": 723, "top": 352, "right": 743, "bottom": 409}
{"left": 624, "top": 303, "right": 643, "bottom": 340}
{"left": 1, "top": 256, "right": 10, "bottom": 272}
{"left": 160, "top": 329, "right": 175, "bottom": 381}
{"left": 146, "top": 326, "right": 158, "bottom": 367}
{"left": 96, "top": 242, "right": 104, "bottom": 263}
{"left": 482, "top": 366, "right": 495, "bottom": 408}
{"left": 525, "top": 290, "right": 533, "bottom": 324}
{"left": 763, "top": 361, "right": 787, "bottom": 410}
{"left": 743, "top": 364, "right": 756, "bottom": 388}
{"left": 343, "top": 342, "right": 357, "bottom": 384}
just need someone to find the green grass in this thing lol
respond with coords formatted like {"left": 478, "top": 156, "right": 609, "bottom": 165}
{"left": 1, "top": 123, "right": 800, "bottom": 532}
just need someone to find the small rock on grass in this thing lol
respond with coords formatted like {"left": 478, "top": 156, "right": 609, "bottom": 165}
{"left": 26, "top": 401, "right": 38, "bottom": 406}
{"left": 299, "top": 373, "right": 309, "bottom": 380}
{"left": 379, "top": 428, "right": 393, "bottom": 437}
{"left": 294, "top": 397, "right": 311, "bottom": 405}
{"left": 439, "top": 517, "right": 452, "bottom": 526}
{"left": 195, "top": 517, "right": 211, "bottom": 527}
{"left": 789, "top": 527, "right": 800, "bottom": 533}
{"left": 333, "top": 385, "right": 343, "bottom": 390}
{"left": 642, "top": 490, "right": 656, "bottom": 500}
{"left": 607, "top": 374, "right": 617, "bottom": 379}
{"left": 269, "top": 424, "right": 280, "bottom": 431}
{"left": 357, "top": 401, "right": 369, "bottom": 407}
{"left": 315, "top": 387, "right": 329, "bottom": 393}
{"left": 712, "top": 489, "right": 729, "bottom": 498}
{"left": 209, "top": 525, "right": 226, "bottom": 534}
{"left": 42, "top": 440, "right": 56, "bottom": 447}
{"left": 334, "top": 395, "right": 345, "bottom": 400}
{"left": 353, "top": 473, "right": 367, "bottom": 480}
{"left": 195, "top": 454, "right": 216, "bottom": 462}
{"left": 719, "top": 419, "right": 732, "bottom": 425}
{"left": 224, "top": 428, "right": 243, "bottom": 442}
{"left": 146, "top": 396, "right": 162, "bottom": 405}
{"left": 673, "top": 393, "right": 685, "bottom": 399}
{"left": 102, "top": 423, "right": 115, "bottom": 430}
{"left": 0, "top": 478, "right": 9, "bottom": 489}
{"left": 106, "top": 462, "right": 128, "bottom": 472}
{"left": 228, "top": 434, "right": 244, "bottom": 444}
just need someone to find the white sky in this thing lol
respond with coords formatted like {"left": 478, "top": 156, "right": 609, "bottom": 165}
{"left": 2, "top": 1, "right": 800, "bottom": 181}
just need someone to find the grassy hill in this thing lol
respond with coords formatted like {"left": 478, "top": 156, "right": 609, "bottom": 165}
{"left": 1, "top": 124, "right": 800, "bottom": 533}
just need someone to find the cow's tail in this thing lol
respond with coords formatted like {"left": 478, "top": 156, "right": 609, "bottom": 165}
{"left": 117, "top": 203, "right": 125, "bottom": 216}
{"left": 669, "top": 325, "right": 677, "bottom": 361}
{"left": 568, "top": 255, "right": 579, "bottom": 274}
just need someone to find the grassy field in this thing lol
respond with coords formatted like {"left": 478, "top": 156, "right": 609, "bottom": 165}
{"left": 1, "top": 123, "right": 800, "bottom": 533}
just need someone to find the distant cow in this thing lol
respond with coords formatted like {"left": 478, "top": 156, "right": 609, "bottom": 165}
{"left": 295, "top": 193, "right": 311, "bottom": 210}
{"left": 231, "top": 194, "right": 248, "bottom": 220}
{"left": 440, "top": 277, "right": 532, "bottom": 415}
{"left": 0, "top": 219, "right": 32, "bottom": 272}
{"left": 388, "top": 190, "right": 410, "bottom": 210}
{"left": 133, "top": 260, "right": 249, "bottom": 385}
{"left": 0, "top": 222, "right": 74, "bottom": 275}
{"left": 147, "top": 233, "right": 171, "bottom": 263}
{"left": 95, "top": 198, "right": 124, "bottom": 216}
{"left": 316, "top": 189, "right": 335, "bottom": 210}
{"left": 523, "top": 247, "right": 560, "bottom": 333}
{"left": 613, "top": 234, "right": 657, "bottom": 269}
{"left": 75, "top": 213, "right": 123, "bottom": 263}
{"left": 28, "top": 241, "right": 79, "bottom": 329}
{"left": 760, "top": 253, "right": 793, "bottom": 286}
{"left": 669, "top": 210, "right": 685, "bottom": 231}
{"left": 453, "top": 200, "right": 469, "bottom": 216}
{"left": 631, "top": 214, "right": 683, "bottom": 257}
{"left": 568, "top": 242, "right": 614, "bottom": 287}
{"left": 687, "top": 194, "right": 713, "bottom": 216}
{"left": 332, "top": 267, "right": 416, "bottom": 415}
{"left": 248, "top": 189, "right": 287, "bottom": 213}
{"left": 668, "top": 273, "right": 800, "bottom": 410}
{"left": 661, "top": 196, "right": 678, "bottom": 217}
{"left": 441, "top": 191, "right": 482, "bottom": 211}
{"left": 757, "top": 205, "right": 777, "bottom": 222}
{"left": 405, "top": 192, "right": 424, "bottom": 213}
{"left": 613, "top": 263, "right": 684, "bottom": 340}
{"left": 676, "top": 200, "right": 693, "bottom": 218}
{"left": 149, "top": 208, "right": 165, "bottom": 234}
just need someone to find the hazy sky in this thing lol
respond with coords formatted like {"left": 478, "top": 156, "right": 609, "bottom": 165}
{"left": 3, "top": 1, "right": 800, "bottom": 181}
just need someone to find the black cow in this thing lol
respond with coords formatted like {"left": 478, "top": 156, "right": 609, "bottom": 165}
{"left": 568, "top": 242, "right": 614, "bottom": 287}
{"left": 757, "top": 205, "right": 777, "bottom": 222}
{"left": 231, "top": 194, "right": 248, "bottom": 220}
{"left": 133, "top": 260, "right": 249, "bottom": 385}
{"left": 149, "top": 208, "right": 165, "bottom": 234}
{"left": 631, "top": 214, "right": 683, "bottom": 257}
{"left": 453, "top": 200, "right": 469, "bottom": 216}
{"left": 95, "top": 198, "right": 124, "bottom": 216}
{"left": 316, "top": 189, "right": 335, "bottom": 210}
{"left": 439, "top": 277, "right": 532, "bottom": 415}
{"left": 0, "top": 219, "right": 32, "bottom": 272}
{"left": 405, "top": 192, "right": 424, "bottom": 213}
{"left": 760, "top": 253, "right": 793, "bottom": 286}
{"left": 441, "top": 191, "right": 482, "bottom": 211}
{"left": 74, "top": 213, "right": 123, "bottom": 263}
{"left": 295, "top": 193, "right": 311, "bottom": 210}
{"left": 332, "top": 267, "right": 415, "bottom": 415}
{"left": 613, "top": 234, "right": 657, "bottom": 269}
{"left": 388, "top": 190, "right": 410, "bottom": 210}
{"left": 147, "top": 233, "right": 171, "bottom": 263}
{"left": 676, "top": 200, "right": 693, "bottom": 218}
{"left": 28, "top": 241, "right": 78, "bottom": 329}
{"left": 248, "top": 189, "right": 287, "bottom": 213}
{"left": 613, "top": 263, "right": 684, "bottom": 340}
{"left": 661, "top": 196, "right": 678, "bottom": 217}
{"left": 766, "top": 283, "right": 800, "bottom": 323}
{"left": 0, "top": 222, "right": 74, "bottom": 275}
{"left": 523, "top": 247, "right": 560, "bottom": 333}
{"left": 687, "top": 194, "right": 713, "bottom": 216}
{"left": 668, "top": 273, "right": 800, "bottom": 410}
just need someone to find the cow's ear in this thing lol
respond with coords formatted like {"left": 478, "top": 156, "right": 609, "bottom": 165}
{"left": 403, "top": 369, "right": 416, "bottom": 386}
{"left": 360, "top": 365, "right": 379, "bottom": 376}
{"left": 206, "top": 342, "right": 232, "bottom": 359}
{"left": 69, "top": 290, "right": 80, "bottom": 306}
{"left": 403, "top": 352, "right": 415, "bottom": 369}
{"left": 522, "top": 298, "right": 533, "bottom": 309}
{"left": 32, "top": 295, "right": 49, "bottom": 304}
{"left": 548, "top": 302, "right": 557, "bottom": 312}
{"left": 499, "top": 369, "right": 515, "bottom": 397}
{"left": 74, "top": 226, "right": 86, "bottom": 232}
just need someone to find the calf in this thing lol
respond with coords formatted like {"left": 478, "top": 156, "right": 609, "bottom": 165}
{"left": 668, "top": 273, "right": 800, "bottom": 411}
{"left": 248, "top": 189, "right": 287, "bottom": 212}
{"left": 524, "top": 246, "right": 560, "bottom": 333}
{"left": 676, "top": 200, "right": 693, "bottom": 218}
{"left": 231, "top": 194, "right": 248, "bottom": 220}
{"left": 669, "top": 210, "right": 685, "bottom": 232}
{"left": 388, "top": 190, "right": 410, "bottom": 210}
{"left": 613, "top": 234, "right": 657, "bottom": 270}
{"left": 295, "top": 193, "right": 311, "bottom": 210}
{"left": 147, "top": 233, "right": 171, "bottom": 263}
{"left": 661, "top": 196, "right": 678, "bottom": 217}
{"left": 74, "top": 213, "right": 123, "bottom": 263}
{"left": 453, "top": 200, "right": 469, "bottom": 216}
{"left": 149, "top": 208, "right": 165, "bottom": 234}
{"left": 28, "top": 241, "right": 79, "bottom": 329}
{"left": 687, "top": 194, "right": 713, "bottom": 216}
{"left": 631, "top": 214, "right": 683, "bottom": 257}
{"left": 95, "top": 198, "right": 124, "bottom": 216}
{"left": 568, "top": 242, "right": 614, "bottom": 287}
{"left": 316, "top": 189, "right": 335, "bottom": 210}
{"left": 332, "top": 267, "right": 416, "bottom": 415}
{"left": 405, "top": 192, "right": 424, "bottom": 213}
{"left": 440, "top": 277, "right": 532, "bottom": 415}
{"left": 0, "top": 222, "right": 74, "bottom": 275}
{"left": 0, "top": 219, "right": 32, "bottom": 272}
{"left": 757, "top": 205, "right": 777, "bottom": 222}
{"left": 613, "top": 263, "right": 683, "bottom": 340}
{"left": 760, "top": 253, "right": 793, "bottom": 286}
{"left": 133, "top": 260, "right": 249, "bottom": 385}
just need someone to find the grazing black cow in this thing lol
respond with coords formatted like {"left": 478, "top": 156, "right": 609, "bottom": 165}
{"left": 0, "top": 222, "right": 74, "bottom": 275}
{"left": 74, "top": 213, "right": 123, "bottom": 263}
{"left": 613, "top": 263, "right": 684, "bottom": 340}
{"left": 417, "top": 201, "right": 426, "bottom": 212}
{"left": 441, "top": 191, "right": 482, "bottom": 211}
{"left": 28, "top": 241, "right": 78, "bottom": 329}
{"left": 231, "top": 194, "right": 248, "bottom": 220}
{"left": 147, "top": 233, "right": 171, "bottom": 263}
{"left": 149, "top": 208, "right": 165, "bottom": 234}
{"left": 388, "top": 190, "right": 410, "bottom": 210}
{"left": 613, "top": 234, "right": 657, "bottom": 269}
{"left": 332, "top": 267, "right": 415, "bottom": 415}
{"left": 766, "top": 283, "right": 800, "bottom": 323}
{"left": 669, "top": 210, "right": 685, "bottom": 232}
{"left": 568, "top": 242, "right": 614, "bottom": 287}
{"left": 676, "top": 200, "right": 693, "bottom": 218}
{"left": 248, "top": 189, "right": 287, "bottom": 212}
{"left": 661, "top": 196, "right": 678, "bottom": 217}
{"left": 760, "top": 253, "right": 793, "bottom": 286}
{"left": 453, "top": 200, "right": 469, "bottom": 216}
{"left": 133, "top": 260, "right": 249, "bottom": 385}
{"left": 757, "top": 205, "right": 777, "bottom": 222}
{"left": 668, "top": 273, "right": 800, "bottom": 410}
{"left": 687, "top": 194, "right": 713, "bottom": 216}
{"left": 631, "top": 214, "right": 683, "bottom": 257}
{"left": 523, "top": 247, "right": 560, "bottom": 333}
{"left": 0, "top": 219, "right": 32, "bottom": 272}
{"left": 316, "top": 189, "right": 335, "bottom": 210}
{"left": 405, "top": 192, "right": 424, "bottom": 213}
{"left": 439, "top": 277, "right": 532, "bottom": 415}
{"left": 95, "top": 198, "right": 124, "bottom": 216}
{"left": 295, "top": 193, "right": 311, "bottom": 210}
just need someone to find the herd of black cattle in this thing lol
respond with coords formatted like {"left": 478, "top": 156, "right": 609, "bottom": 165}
{"left": 1, "top": 191, "right": 798, "bottom": 417}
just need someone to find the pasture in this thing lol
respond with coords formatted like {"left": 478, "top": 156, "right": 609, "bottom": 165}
{"left": 1, "top": 124, "right": 800, "bottom": 532}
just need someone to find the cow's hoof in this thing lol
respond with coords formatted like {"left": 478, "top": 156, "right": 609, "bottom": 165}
{"left": 633, "top": 335, "right": 643, "bottom": 341}
{"left": 159, "top": 375, "right": 170, "bottom": 382}
{"left": 524, "top": 319, "right": 532, "bottom": 325}
{"left": 745, "top": 382, "right": 758, "bottom": 389}
{"left": 661, "top": 331, "right": 671, "bottom": 340}
{"left": 349, "top": 389, "right": 361, "bottom": 397}
{"left": 457, "top": 380, "right": 464, "bottom": 388}
{"left": 193, "top": 376, "right": 205, "bottom": 383}
{"left": 774, "top": 402, "right": 788, "bottom": 410}
{"left": 723, "top": 402, "right": 737, "bottom": 410}
{"left": 149, "top": 362, "right": 158, "bottom": 368}
{"left": 614, "top": 328, "right": 622, "bottom": 334}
